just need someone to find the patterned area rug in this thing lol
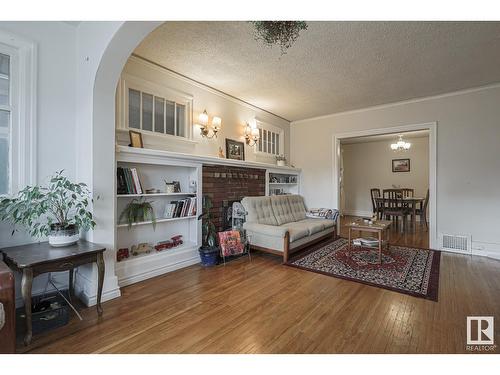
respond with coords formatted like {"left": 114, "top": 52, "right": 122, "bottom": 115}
{"left": 286, "top": 238, "right": 441, "bottom": 301}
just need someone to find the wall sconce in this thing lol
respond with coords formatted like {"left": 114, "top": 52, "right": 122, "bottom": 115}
{"left": 198, "top": 109, "right": 221, "bottom": 139}
{"left": 244, "top": 118, "right": 260, "bottom": 147}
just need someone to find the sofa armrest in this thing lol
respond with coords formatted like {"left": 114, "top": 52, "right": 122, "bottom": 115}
{"left": 243, "top": 222, "right": 288, "bottom": 238}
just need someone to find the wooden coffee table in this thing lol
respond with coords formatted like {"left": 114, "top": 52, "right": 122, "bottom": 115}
{"left": 345, "top": 220, "right": 392, "bottom": 264}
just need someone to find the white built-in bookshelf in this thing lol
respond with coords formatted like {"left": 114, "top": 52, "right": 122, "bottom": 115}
{"left": 266, "top": 169, "right": 300, "bottom": 196}
{"left": 115, "top": 146, "right": 202, "bottom": 287}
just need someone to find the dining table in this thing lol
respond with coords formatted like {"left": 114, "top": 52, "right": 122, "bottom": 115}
{"left": 375, "top": 196, "right": 425, "bottom": 232}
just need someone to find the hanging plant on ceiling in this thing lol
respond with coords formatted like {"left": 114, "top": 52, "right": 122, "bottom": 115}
{"left": 250, "top": 21, "right": 308, "bottom": 55}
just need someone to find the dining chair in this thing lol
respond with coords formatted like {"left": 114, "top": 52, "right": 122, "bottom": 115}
{"left": 383, "top": 188, "right": 403, "bottom": 199}
{"left": 382, "top": 197, "right": 411, "bottom": 231}
{"left": 370, "top": 188, "right": 381, "bottom": 218}
{"left": 401, "top": 188, "right": 414, "bottom": 198}
{"left": 415, "top": 189, "right": 430, "bottom": 230}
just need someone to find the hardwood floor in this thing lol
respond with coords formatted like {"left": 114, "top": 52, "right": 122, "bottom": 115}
{"left": 21, "top": 216, "right": 499, "bottom": 354}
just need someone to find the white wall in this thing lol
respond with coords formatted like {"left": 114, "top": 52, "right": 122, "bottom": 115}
{"left": 0, "top": 22, "right": 77, "bottom": 302}
{"left": 342, "top": 136, "right": 429, "bottom": 216}
{"left": 118, "top": 56, "right": 290, "bottom": 163}
{"left": 291, "top": 85, "right": 500, "bottom": 259}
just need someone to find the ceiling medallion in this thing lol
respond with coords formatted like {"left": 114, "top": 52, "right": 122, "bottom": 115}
{"left": 250, "top": 21, "right": 308, "bottom": 55}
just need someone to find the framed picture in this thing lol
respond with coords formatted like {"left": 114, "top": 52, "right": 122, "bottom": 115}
{"left": 392, "top": 158, "right": 410, "bottom": 172}
{"left": 218, "top": 230, "right": 245, "bottom": 257}
{"left": 225, "top": 139, "right": 245, "bottom": 161}
{"left": 129, "top": 130, "right": 144, "bottom": 148}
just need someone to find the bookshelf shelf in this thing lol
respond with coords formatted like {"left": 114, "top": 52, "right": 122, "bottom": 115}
{"left": 267, "top": 169, "right": 300, "bottom": 196}
{"left": 116, "top": 241, "right": 197, "bottom": 264}
{"left": 114, "top": 241, "right": 199, "bottom": 287}
{"left": 117, "top": 192, "right": 196, "bottom": 198}
{"left": 117, "top": 215, "right": 197, "bottom": 228}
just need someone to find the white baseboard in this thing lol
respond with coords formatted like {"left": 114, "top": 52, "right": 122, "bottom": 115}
{"left": 471, "top": 241, "right": 500, "bottom": 260}
{"left": 118, "top": 256, "right": 199, "bottom": 287}
{"left": 79, "top": 286, "right": 122, "bottom": 307}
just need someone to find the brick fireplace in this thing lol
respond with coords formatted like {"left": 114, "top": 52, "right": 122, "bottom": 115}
{"left": 202, "top": 165, "right": 266, "bottom": 232}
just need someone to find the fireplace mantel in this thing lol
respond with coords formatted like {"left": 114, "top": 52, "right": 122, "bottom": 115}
{"left": 116, "top": 145, "right": 301, "bottom": 172}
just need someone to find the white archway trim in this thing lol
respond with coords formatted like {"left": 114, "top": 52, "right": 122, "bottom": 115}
{"left": 332, "top": 122, "right": 437, "bottom": 248}
{"left": 74, "top": 21, "right": 162, "bottom": 306}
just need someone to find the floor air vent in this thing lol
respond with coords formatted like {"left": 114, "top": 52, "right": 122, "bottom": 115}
{"left": 440, "top": 233, "right": 471, "bottom": 253}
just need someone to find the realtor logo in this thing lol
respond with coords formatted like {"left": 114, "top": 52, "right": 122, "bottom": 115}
{"left": 467, "top": 316, "right": 494, "bottom": 345}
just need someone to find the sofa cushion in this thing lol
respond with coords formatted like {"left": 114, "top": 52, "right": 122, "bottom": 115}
{"left": 243, "top": 222, "right": 287, "bottom": 238}
{"left": 280, "top": 223, "right": 309, "bottom": 242}
{"left": 322, "top": 219, "right": 336, "bottom": 228}
{"left": 241, "top": 196, "right": 278, "bottom": 226}
{"left": 288, "top": 195, "right": 307, "bottom": 221}
{"left": 296, "top": 218, "right": 326, "bottom": 235}
{"left": 270, "top": 195, "right": 295, "bottom": 225}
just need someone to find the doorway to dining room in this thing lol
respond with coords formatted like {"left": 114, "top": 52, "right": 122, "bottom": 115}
{"left": 336, "top": 126, "right": 433, "bottom": 248}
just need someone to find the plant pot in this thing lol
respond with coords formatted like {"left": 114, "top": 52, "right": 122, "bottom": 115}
{"left": 48, "top": 224, "right": 79, "bottom": 247}
{"left": 198, "top": 246, "right": 219, "bottom": 267}
{"left": 277, "top": 160, "right": 286, "bottom": 167}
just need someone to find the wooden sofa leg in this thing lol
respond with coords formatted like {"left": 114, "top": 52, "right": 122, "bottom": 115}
{"left": 283, "top": 231, "right": 290, "bottom": 263}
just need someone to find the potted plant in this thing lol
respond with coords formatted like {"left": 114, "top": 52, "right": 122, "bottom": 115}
{"left": 0, "top": 171, "right": 96, "bottom": 247}
{"left": 276, "top": 154, "right": 287, "bottom": 167}
{"left": 197, "top": 195, "right": 219, "bottom": 266}
{"left": 119, "top": 198, "right": 156, "bottom": 229}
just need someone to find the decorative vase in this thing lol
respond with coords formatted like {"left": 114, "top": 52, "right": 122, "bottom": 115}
{"left": 165, "top": 183, "right": 176, "bottom": 194}
{"left": 48, "top": 224, "right": 79, "bottom": 247}
{"left": 277, "top": 160, "right": 286, "bottom": 167}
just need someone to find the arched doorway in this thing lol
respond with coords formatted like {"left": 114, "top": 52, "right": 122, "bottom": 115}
{"left": 76, "top": 21, "right": 162, "bottom": 305}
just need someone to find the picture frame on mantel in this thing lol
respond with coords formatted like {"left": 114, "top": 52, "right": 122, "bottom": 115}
{"left": 129, "top": 130, "right": 144, "bottom": 148}
{"left": 392, "top": 158, "right": 410, "bottom": 172}
{"left": 225, "top": 139, "right": 245, "bottom": 161}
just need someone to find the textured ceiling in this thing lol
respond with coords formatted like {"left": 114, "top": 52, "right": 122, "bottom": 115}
{"left": 134, "top": 21, "right": 500, "bottom": 122}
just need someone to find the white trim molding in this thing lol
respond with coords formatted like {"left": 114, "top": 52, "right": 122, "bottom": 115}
{"left": 0, "top": 29, "right": 37, "bottom": 194}
{"left": 332, "top": 122, "right": 438, "bottom": 249}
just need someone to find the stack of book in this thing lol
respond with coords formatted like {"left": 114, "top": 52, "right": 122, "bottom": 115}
{"left": 117, "top": 167, "right": 143, "bottom": 195}
{"left": 164, "top": 197, "right": 197, "bottom": 219}
{"left": 352, "top": 237, "right": 382, "bottom": 248}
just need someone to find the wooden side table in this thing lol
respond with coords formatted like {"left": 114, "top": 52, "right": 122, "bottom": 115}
{"left": 345, "top": 220, "right": 392, "bottom": 264}
{"left": 0, "top": 240, "right": 105, "bottom": 346}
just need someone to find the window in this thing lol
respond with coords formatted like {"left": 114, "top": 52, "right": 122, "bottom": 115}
{"left": 256, "top": 121, "right": 284, "bottom": 157}
{"left": 120, "top": 74, "right": 193, "bottom": 140}
{"left": 0, "top": 33, "right": 36, "bottom": 197}
{"left": 0, "top": 52, "right": 10, "bottom": 195}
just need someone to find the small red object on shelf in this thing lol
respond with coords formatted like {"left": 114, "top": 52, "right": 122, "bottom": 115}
{"left": 155, "top": 240, "right": 174, "bottom": 252}
{"left": 171, "top": 235, "right": 183, "bottom": 246}
{"left": 117, "top": 248, "right": 129, "bottom": 262}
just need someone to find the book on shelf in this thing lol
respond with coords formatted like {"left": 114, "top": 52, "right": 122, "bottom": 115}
{"left": 117, "top": 167, "right": 144, "bottom": 195}
{"left": 164, "top": 197, "right": 197, "bottom": 219}
{"left": 130, "top": 168, "right": 143, "bottom": 195}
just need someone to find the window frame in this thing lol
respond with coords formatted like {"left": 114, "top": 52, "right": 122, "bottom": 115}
{"left": 117, "top": 73, "right": 194, "bottom": 142}
{"left": 254, "top": 119, "right": 285, "bottom": 157}
{"left": 0, "top": 31, "right": 37, "bottom": 197}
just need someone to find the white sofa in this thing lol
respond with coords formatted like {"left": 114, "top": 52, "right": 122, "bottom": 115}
{"left": 241, "top": 195, "right": 337, "bottom": 262}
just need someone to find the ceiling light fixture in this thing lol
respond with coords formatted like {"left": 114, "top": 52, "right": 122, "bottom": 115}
{"left": 390, "top": 134, "right": 411, "bottom": 151}
{"left": 198, "top": 110, "right": 221, "bottom": 139}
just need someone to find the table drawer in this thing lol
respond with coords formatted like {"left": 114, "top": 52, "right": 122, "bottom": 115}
{"left": 34, "top": 253, "right": 98, "bottom": 274}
